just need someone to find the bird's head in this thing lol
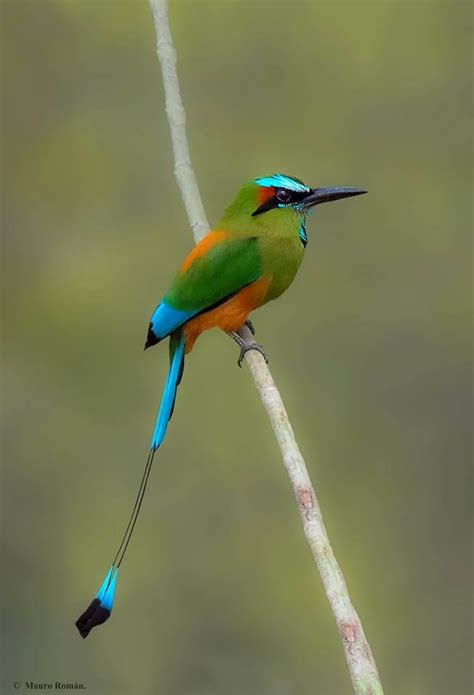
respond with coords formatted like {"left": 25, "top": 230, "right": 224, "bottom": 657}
{"left": 220, "top": 173, "right": 366, "bottom": 237}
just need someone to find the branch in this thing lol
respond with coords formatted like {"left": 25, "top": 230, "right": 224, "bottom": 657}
{"left": 149, "top": 2, "right": 384, "bottom": 693}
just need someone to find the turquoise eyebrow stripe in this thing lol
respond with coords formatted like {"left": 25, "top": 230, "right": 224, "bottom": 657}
{"left": 254, "top": 174, "right": 309, "bottom": 193}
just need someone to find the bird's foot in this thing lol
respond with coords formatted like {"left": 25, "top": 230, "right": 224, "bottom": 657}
{"left": 229, "top": 331, "right": 269, "bottom": 368}
{"left": 237, "top": 341, "right": 268, "bottom": 367}
{"left": 244, "top": 319, "right": 255, "bottom": 336}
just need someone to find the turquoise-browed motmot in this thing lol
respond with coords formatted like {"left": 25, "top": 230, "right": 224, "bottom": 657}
{"left": 75, "top": 173, "right": 366, "bottom": 637}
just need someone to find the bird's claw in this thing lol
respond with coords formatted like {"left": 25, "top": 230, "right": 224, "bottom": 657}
{"left": 237, "top": 341, "right": 268, "bottom": 368}
{"left": 228, "top": 330, "right": 268, "bottom": 367}
{"left": 244, "top": 319, "right": 255, "bottom": 336}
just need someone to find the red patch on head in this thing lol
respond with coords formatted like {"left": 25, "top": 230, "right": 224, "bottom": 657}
{"left": 258, "top": 187, "right": 275, "bottom": 204}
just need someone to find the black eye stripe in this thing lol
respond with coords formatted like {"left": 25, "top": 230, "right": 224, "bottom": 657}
{"left": 252, "top": 187, "right": 309, "bottom": 217}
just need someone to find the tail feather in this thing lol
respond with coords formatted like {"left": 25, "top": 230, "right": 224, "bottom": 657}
{"left": 75, "top": 330, "right": 186, "bottom": 638}
{"left": 151, "top": 331, "right": 186, "bottom": 450}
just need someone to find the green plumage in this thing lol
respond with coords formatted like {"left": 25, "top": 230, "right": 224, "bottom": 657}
{"left": 165, "top": 180, "right": 306, "bottom": 314}
{"left": 165, "top": 236, "right": 262, "bottom": 312}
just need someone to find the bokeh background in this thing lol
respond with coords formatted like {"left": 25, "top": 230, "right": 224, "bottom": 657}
{"left": 2, "top": 1, "right": 472, "bottom": 693}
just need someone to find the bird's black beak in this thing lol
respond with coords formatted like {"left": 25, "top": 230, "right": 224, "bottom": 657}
{"left": 302, "top": 186, "right": 367, "bottom": 209}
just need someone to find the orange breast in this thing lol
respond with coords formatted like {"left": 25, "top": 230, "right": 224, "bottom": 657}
{"left": 183, "top": 275, "right": 271, "bottom": 352}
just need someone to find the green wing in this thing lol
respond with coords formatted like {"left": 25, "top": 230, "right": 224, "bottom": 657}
{"left": 164, "top": 236, "right": 262, "bottom": 313}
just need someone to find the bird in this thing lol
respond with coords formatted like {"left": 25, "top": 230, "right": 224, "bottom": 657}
{"left": 75, "top": 173, "right": 366, "bottom": 638}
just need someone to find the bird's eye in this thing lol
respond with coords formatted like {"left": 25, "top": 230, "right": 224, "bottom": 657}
{"left": 276, "top": 189, "right": 291, "bottom": 204}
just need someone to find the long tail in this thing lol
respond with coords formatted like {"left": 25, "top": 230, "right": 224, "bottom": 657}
{"left": 75, "top": 331, "right": 186, "bottom": 638}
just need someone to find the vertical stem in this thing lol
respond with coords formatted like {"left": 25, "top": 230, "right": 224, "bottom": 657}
{"left": 149, "top": 2, "right": 384, "bottom": 692}
{"left": 151, "top": 0, "right": 209, "bottom": 241}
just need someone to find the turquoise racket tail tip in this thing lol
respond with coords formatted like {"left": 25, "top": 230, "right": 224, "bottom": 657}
{"left": 75, "top": 566, "right": 119, "bottom": 639}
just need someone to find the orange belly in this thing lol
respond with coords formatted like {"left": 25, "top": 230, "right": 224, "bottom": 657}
{"left": 183, "top": 275, "right": 270, "bottom": 352}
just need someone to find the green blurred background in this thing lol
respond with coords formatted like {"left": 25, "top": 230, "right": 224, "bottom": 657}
{"left": 1, "top": 0, "right": 472, "bottom": 693}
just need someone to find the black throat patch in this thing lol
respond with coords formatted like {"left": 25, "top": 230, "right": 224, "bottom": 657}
{"left": 299, "top": 222, "right": 308, "bottom": 247}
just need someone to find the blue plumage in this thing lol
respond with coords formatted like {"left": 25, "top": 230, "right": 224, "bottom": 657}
{"left": 150, "top": 334, "right": 185, "bottom": 450}
{"left": 150, "top": 302, "right": 195, "bottom": 340}
{"left": 254, "top": 174, "right": 310, "bottom": 193}
{"left": 96, "top": 566, "right": 114, "bottom": 602}
{"left": 99, "top": 567, "right": 118, "bottom": 611}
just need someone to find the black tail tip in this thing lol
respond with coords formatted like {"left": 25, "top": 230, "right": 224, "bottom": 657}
{"left": 144, "top": 323, "right": 160, "bottom": 351}
{"left": 75, "top": 598, "right": 111, "bottom": 639}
